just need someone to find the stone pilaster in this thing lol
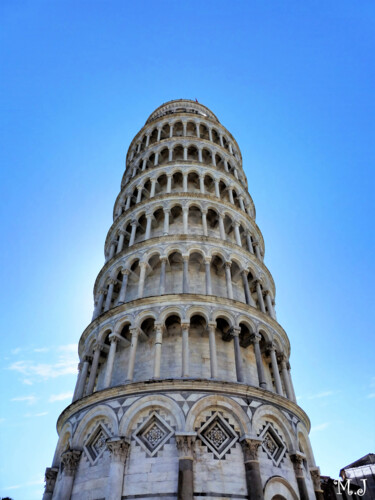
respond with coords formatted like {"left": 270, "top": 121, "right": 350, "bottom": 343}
{"left": 175, "top": 433, "right": 197, "bottom": 500}
{"left": 240, "top": 436, "right": 264, "bottom": 500}
{"left": 291, "top": 452, "right": 309, "bottom": 500}
{"left": 106, "top": 437, "right": 131, "bottom": 500}
{"left": 42, "top": 467, "right": 58, "bottom": 500}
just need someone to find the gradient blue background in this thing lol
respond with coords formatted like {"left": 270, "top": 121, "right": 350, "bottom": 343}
{"left": 1, "top": 2, "right": 374, "bottom": 498}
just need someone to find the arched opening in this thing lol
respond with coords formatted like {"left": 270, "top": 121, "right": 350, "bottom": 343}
{"left": 149, "top": 128, "right": 158, "bottom": 145}
{"left": 199, "top": 123, "right": 209, "bottom": 140}
{"left": 187, "top": 145, "right": 199, "bottom": 162}
{"left": 201, "top": 148, "right": 212, "bottom": 165}
{"left": 155, "top": 173, "right": 167, "bottom": 196}
{"left": 189, "top": 252, "right": 205, "bottom": 294}
{"left": 224, "top": 215, "right": 236, "bottom": 244}
{"left": 144, "top": 254, "right": 161, "bottom": 297}
{"left": 160, "top": 123, "right": 170, "bottom": 140}
{"left": 166, "top": 252, "right": 183, "bottom": 293}
{"left": 189, "top": 314, "right": 209, "bottom": 378}
{"left": 169, "top": 205, "right": 183, "bottom": 235}
{"left": 172, "top": 171, "right": 183, "bottom": 192}
{"left": 158, "top": 148, "right": 169, "bottom": 166}
{"left": 216, "top": 154, "right": 225, "bottom": 172}
{"left": 187, "top": 172, "right": 200, "bottom": 193}
{"left": 151, "top": 208, "right": 164, "bottom": 238}
{"left": 186, "top": 122, "right": 196, "bottom": 137}
{"left": 188, "top": 206, "right": 203, "bottom": 234}
{"left": 231, "top": 261, "right": 245, "bottom": 302}
{"left": 212, "top": 128, "right": 220, "bottom": 145}
{"left": 211, "top": 254, "right": 226, "bottom": 298}
{"left": 134, "top": 214, "right": 147, "bottom": 244}
{"left": 206, "top": 209, "right": 220, "bottom": 238}
{"left": 173, "top": 145, "right": 184, "bottom": 161}
{"left": 126, "top": 260, "right": 140, "bottom": 302}
{"left": 173, "top": 121, "right": 183, "bottom": 137}
{"left": 204, "top": 174, "right": 215, "bottom": 195}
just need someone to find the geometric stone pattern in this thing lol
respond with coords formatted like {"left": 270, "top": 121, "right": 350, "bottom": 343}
{"left": 133, "top": 411, "right": 174, "bottom": 457}
{"left": 196, "top": 411, "right": 239, "bottom": 460}
{"left": 84, "top": 424, "right": 109, "bottom": 464}
{"left": 258, "top": 421, "right": 287, "bottom": 467}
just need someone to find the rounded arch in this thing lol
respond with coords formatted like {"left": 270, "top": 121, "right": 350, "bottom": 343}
{"left": 52, "top": 421, "right": 73, "bottom": 466}
{"left": 72, "top": 404, "right": 119, "bottom": 448}
{"left": 185, "top": 395, "right": 251, "bottom": 435}
{"left": 264, "top": 476, "right": 299, "bottom": 500}
{"left": 97, "top": 326, "right": 113, "bottom": 344}
{"left": 185, "top": 305, "right": 210, "bottom": 323}
{"left": 211, "top": 310, "right": 235, "bottom": 326}
{"left": 158, "top": 306, "right": 184, "bottom": 324}
{"left": 135, "top": 310, "right": 157, "bottom": 328}
{"left": 114, "top": 316, "right": 132, "bottom": 335}
{"left": 236, "top": 315, "right": 256, "bottom": 332}
{"left": 119, "top": 394, "right": 185, "bottom": 435}
{"left": 297, "top": 423, "right": 316, "bottom": 467}
{"left": 251, "top": 404, "right": 295, "bottom": 451}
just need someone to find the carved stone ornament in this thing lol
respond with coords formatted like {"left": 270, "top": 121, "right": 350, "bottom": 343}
{"left": 197, "top": 411, "right": 238, "bottom": 460}
{"left": 258, "top": 422, "right": 286, "bottom": 467}
{"left": 44, "top": 467, "right": 58, "bottom": 493}
{"left": 61, "top": 449, "right": 82, "bottom": 476}
{"left": 106, "top": 437, "right": 130, "bottom": 463}
{"left": 175, "top": 433, "right": 197, "bottom": 459}
{"left": 134, "top": 411, "right": 174, "bottom": 457}
{"left": 240, "top": 437, "right": 262, "bottom": 463}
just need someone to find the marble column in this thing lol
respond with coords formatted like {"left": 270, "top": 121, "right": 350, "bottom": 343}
{"left": 104, "top": 279, "right": 116, "bottom": 311}
{"left": 154, "top": 152, "right": 159, "bottom": 166}
{"left": 202, "top": 210, "right": 208, "bottom": 236}
{"left": 183, "top": 122, "right": 187, "bottom": 136}
{"left": 242, "top": 270, "right": 255, "bottom": 306}
{"left": 239, "top": 196, "right": 245, "bottom": 211}
{"left": 287, "top": 362, "right": 297, "bottom": 403}
{"left": 181, "top": 322, "right": 190, "bottom": 377}
{"left": 129, "top": 221, "right": 137, "bottom": 246}
{"left": 167, "top": 174, "right": 172, "bottom": 193}
{"left": 169, "top": 124, "right": 174, "bottom": 138}
{"left": 57, "top": 449, "right": 81, "bottom": 500}
{"left": 218, "top": 214, "right": 226, "bottom": 240}
{"left": 278, "top": 354, "right": 293, "bottom": 400}
{"left": 246, "top": 233, "right": 254, "bottom": 254}
{"left": 207, "top": 322, "right": 218, "bottom": 378}
{"left": 146, "top": 133, "right": 150, "bottom": 147}
{"left": 265, "top": 291, "right": 276, "bottom": 319}
{"left": 106, "top": 437, "right": 131, "bottom": 500}
{"left": 196, "top": 123, "right": 200, "bottom": 137}
{"left": 228, "top": 187, "right": 234, "bottom": 204}
{"left": 42, "top": 467, "right": 58, "bottom": 500}
{"left": 234, "top": 222, "right": 242, "bottom": 246}
{"left": 183, "top": 147, "right": 187, "bottom": 160}
{"left": 159, "top": 257, "right": 167, "bottom": 294}
{"left": 150, "top": 178, "right": 157, "bottom": 197}
{"left": 251, "top": 333, "right": 267, "bottom": 389}
{"left": 126, "top": 328, "right": 139, "bottom": 381}
{"left": 208, "top": 128, "right": 213, "bottom": 142}
{"left": 310, "top": 467, "right": 324, "bottom": 500}
{"left": 118, "top": 270, "right": 129, "bottom": 304}
{"left": 103, "top": 334, "right": 119, "bottom": 388}
{"left": 199, "top": 175, "right": 205, "bottom": 193}
{"left": 225, "top": 262, "right": 233, "bottom": 299}
{"left": 138, "top": 262, "right": 147, "bottom": 298}
{"left": 163, "top": 209, "right": 170, "bottom": 235}
{"left": 240, "top": 436, "right": 264, "bottom": 500}
{"left": 92, "top": 289, "right": 105, "bottom": 319}
{"left": 73, "top": 357, "right": 90, "bottom": 401}
{"left": 255, "top": 280, "right": 266, "bottom": 313}
{"left": 116, "top": 230, "right": 126, "bottom": 254}
{"left": 183, "top": 207, "right": 188, "bottom": 234}
{"left": 291, "top": 453, "right": 309, "bottom": 500}
{"left": 85, "top": 343, "right": 102, "bottom": 396}
{"left": 182, "top": 256, "right": 189, "bottom": 293}
{"left": 214, "top": 179, "right": 220, "bottom": 197}
{"left": 109, "top": 240, "right": 117, "bottom": 259}
{"left": 253, "top": 241, "right": 261, "bottom": 260}
{"left": 136, "top": 185, "right": 143, "bottom": 203}
{"left": 175, "top": 433, "right": 197, "bottom": 500}
{"left": 205, "top": 258, "right": 212, "bottom": 295}
{"left": 198, "top": 149, "right": 203, "bottom": 163}
{"left": 231, "top": 327, "right": 244, "bottom": 382}
{"left": 267, "top": 343, "right": 283, "bottom": 396}
{"left": 183, "top": 173, "right": 188, "bottom": 192}
{"left": 157, "top": 127, "right": 161, "bottom": 141}
{"left": 153, "top": 323, "right": 163, "bottom": 378}
{"left": 145, "top": 213, "right": 153, "bottom": 239}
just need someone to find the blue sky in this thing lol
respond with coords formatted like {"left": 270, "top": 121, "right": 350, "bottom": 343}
{"left": 0, "top": 1, "right": 374, "bottom": 498}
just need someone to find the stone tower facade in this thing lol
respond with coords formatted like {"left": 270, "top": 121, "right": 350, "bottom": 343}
{"left": 44, "top": 100, "right": 323, "bottom": 500}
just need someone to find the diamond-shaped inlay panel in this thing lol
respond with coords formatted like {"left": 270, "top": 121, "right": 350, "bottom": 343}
{"left": 259, "top": 422, "right": 286, "bottom": 466}
{"left": 134, "top": 411, "right": 173, "bottom": 457}
{"left": 198, "top": 412, "right": 238, "bottom": 459}
{"left": 84, "top": 425, "right": 109, "bottom": 464}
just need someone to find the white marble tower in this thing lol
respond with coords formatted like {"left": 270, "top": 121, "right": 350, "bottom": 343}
{"left": 43, "top": 100, "right": 323, "bottom": 500}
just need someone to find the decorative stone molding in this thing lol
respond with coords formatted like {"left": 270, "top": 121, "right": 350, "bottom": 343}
{"left": 175, "top": 432, "right": 197, "bottom": 460}
{"left": 240, "top": 436, "right": 262, "bottom": 463}
{"left": 60, "top": 449, "right": 81, "bottom": 476}
{"left": 106, "top": 437, "right": 130, "bottom": 463}
{"left": 44, "top": 467, "right": 58, "bottom": 493}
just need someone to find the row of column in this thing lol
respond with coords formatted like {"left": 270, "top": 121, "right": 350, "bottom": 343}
{"left": 43, "top": 436, "right": 321, "bottom": 500}
{"left": 132, "top": 121, "right": 235, "bottom": 155}
{"left": 109, "top": 211, "right": 261, "bottom": 259}
{"left": 72, "top": 327, "right": 296, "bottom": 404}
{"left": 93, "top": 261, "right": 274, "bottom": 321}
{"left": 120, "top": 173, "right": 248, "bottom": 215}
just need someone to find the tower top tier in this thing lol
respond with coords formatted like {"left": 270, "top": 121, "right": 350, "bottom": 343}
{"left": 145, "top": 99, "right": 219, "bottom": 125}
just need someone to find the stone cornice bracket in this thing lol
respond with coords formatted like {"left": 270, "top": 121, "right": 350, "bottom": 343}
{"left": 250, "top": 332, "right": 261, "bottom": 344}
{"left": 60, "top": 449, "right": 82, "bottom": 476}
{"left": 175, "top": 432, "right": 197, "bottom": 460}
{"left": 239, "top": 436, "right": 262, "bottom": 463}
{"left": 106, "top": 436, "right": 131, "bottom": 463}
{"left": 44, "top": 467, "right": 58, "bottom": 493}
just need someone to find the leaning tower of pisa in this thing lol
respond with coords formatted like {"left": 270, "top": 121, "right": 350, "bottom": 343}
{"left": 43, "top": 100, "right": 323, "bottom": 500}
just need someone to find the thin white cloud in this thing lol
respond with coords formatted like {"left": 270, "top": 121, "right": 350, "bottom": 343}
{"left": 24, "top": 411, "right": 48, "bottom": 418}
{"left": 367, "top": 392, "right": 375, "bottom": 399}
{"left": 8, "top": 343, "right": 78, "bottom": 381}
{"left": 23, "top": 378, "right": 33, "bottom": 385}
{"left": 11, "top": 395, "right": 38, "bottom": 405}
{"left": 4, "top": 478, "right": 44, "bottom": 490}
{"left": 311, "top": 422, "right": 330, "bottom": 432}
{"left": 49, "top": 392, "right": 73, "bottom": 402}
{"left": 34, "top": 347, "right": 49, "bottom": 353}
{"left": 307, "top": 390, "right": 335, "bottom": 400}
{"left": 11, "top": 347, "right": 22, "bottom": 355}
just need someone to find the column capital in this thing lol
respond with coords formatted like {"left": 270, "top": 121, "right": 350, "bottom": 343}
{"left": 44, "top": 467, "right": 58, "bottom": 493}
{"left": 224, "top": 261, "right": 232, "bottom": 269}
{"left": 181, "top": 322, "right": 190, "bottom": 330}
{"left": 131, "top": 220, "right": 138, "bottom": 227}
{"left": 106, "top": 437, "right": 130, "bottom": 463}
{"left": 99, "top": 288, "right": 107, "bottom": 295}
{"left": 204, "top": 256, "right": 212, "bottom": 264}
{"left": 175, "top": 432, "right": 197, "bottom": 460}
{"left": 266, "top": 341, "right": 277, "bottom": 353}
{"left": 252, "top": 240, "right": 259, "bottom": 247}
{"left": 154, "top": 322, "right": 163, "bottom": 333}
{"left": 136, "top": 183, "right": 143, "bottom": 189}
{"left": 108, "top": 333, "right": 121, "bottom": 344}
{"left": 129, "top": 327, "right": 139, "bottom": 336}
{"left": 166, "top": 172, "right": 172, "bottom": 178}
{"left": 310, "top": 467, "right": 323, "bottom": 492}
{"left": 108, "top": 278, "right": 117, "bottom": 286}
{"left": 229, "top": 326, "right": 241, "bottom": 337}
{"left": 93, "top": 341, "right": 104, "bottom": 352}
{"left": 240, "top": 436, "right": 262, "bottom": 463}
{"left": 60, "top": 449, "right": 81, "bottom": 476}
{"left": 201, "top": 208, "right": 208, "bottom": 215}
{"left": 121, "top": 268, "right": 130, "bottom": 276}
{"left": 182, "top": 206, "right": 189, "bottom": 213}
{"left": 118, "top": 229, "right": 126, "bottom": 236}
{"left": 160, "top": 256, "right": 168, "bottom": 263}
{"left": 277, "top": 353, "right": 288, "bottom": 366}
{"left": 164, "top": 207, "right": 171, "bottom": 214}
{"left": 207, "top": 321, "right": 216, "bottom": 330}
{"left": 290, "top": 451, "right": 306, "bottom": 476}
{"left": 182, "top": 254, "right": 189, "bottom": 262}
{"left": 250, "top": 332, "right": 261, "bottom": 344}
